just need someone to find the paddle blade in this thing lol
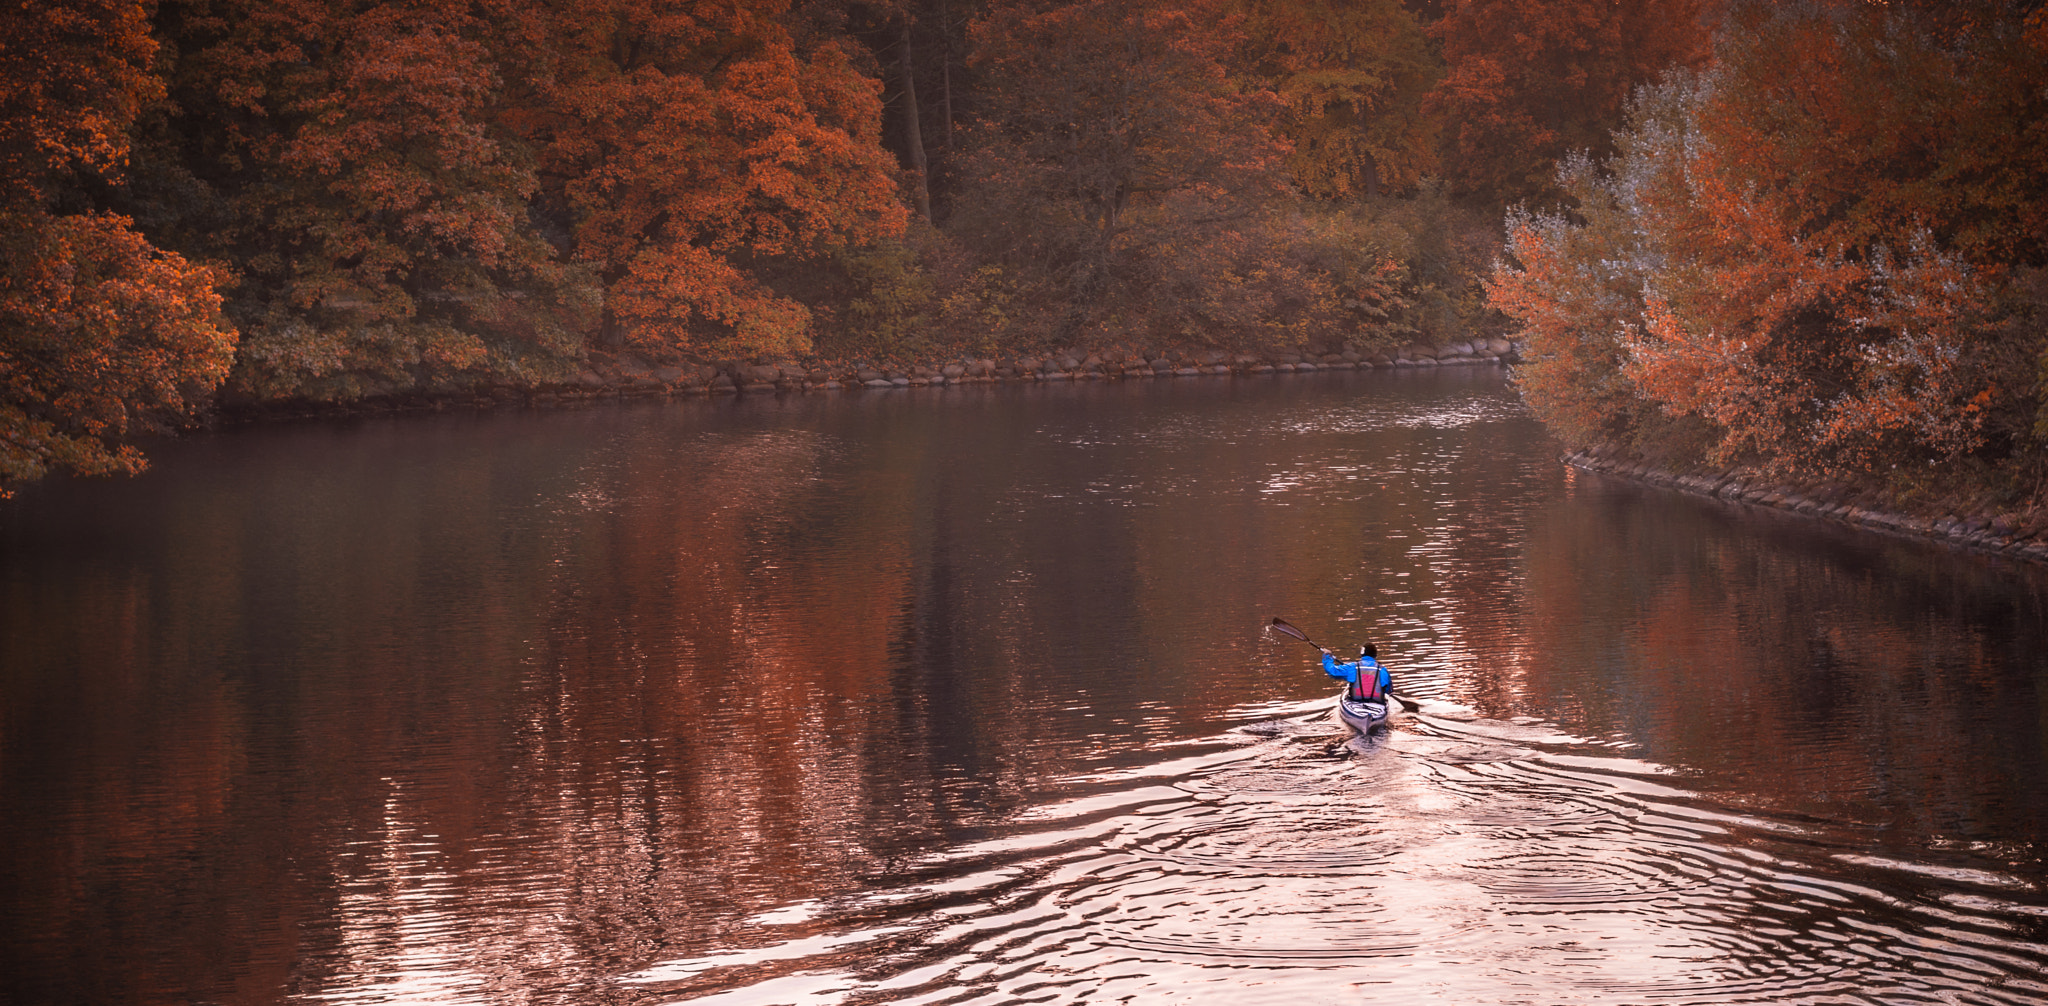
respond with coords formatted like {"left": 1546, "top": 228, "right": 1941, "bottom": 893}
{"left": 1268, "top": 618, "right": 1312, "bottom": 644}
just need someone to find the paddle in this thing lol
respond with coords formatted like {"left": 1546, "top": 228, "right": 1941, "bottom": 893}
{"left": 1268, "top": 617, "right": 1417, "bottom": 713}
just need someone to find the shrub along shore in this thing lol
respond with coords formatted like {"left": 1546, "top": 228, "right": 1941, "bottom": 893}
{"left": 1562, "top": 448, "right": 2048, "bottom": 567}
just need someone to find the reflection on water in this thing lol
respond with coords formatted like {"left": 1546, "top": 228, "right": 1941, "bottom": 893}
{"left": 1, "top": 369, "right": 2044, "bottom": 1005}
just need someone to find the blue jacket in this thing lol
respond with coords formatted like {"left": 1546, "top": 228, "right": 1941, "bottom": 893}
{"left": 1323, "top": 652, "right": 1391, "bottom": 702}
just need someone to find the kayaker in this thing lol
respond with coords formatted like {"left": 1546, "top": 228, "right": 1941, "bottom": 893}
{"left": 1321, "top": 644, "right": 1392, "bottom": 704}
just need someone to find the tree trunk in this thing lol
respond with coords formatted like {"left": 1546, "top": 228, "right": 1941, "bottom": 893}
{"left": 900, "top": 17, "right": 932, "bottom": 221}
{"left": 937, "top": 0, "right": 954, "bottom": 148}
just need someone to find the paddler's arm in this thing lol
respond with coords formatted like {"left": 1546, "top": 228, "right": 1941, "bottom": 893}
{"left": 1319, "top": 649, "right": 1355, "bottom": 685}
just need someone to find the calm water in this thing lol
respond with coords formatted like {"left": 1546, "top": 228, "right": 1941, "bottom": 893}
{"left": 2, "top": 368, "right": 2045, "bottom": 1005}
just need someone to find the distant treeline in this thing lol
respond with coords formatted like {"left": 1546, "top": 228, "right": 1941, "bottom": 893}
{"left": 3, "top": 0, "right": 2040, "bottom": 510}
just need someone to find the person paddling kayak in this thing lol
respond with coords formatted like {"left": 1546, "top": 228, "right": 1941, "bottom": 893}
{"left": 1321, "top": 643, "right": 1392, "bottom": 704}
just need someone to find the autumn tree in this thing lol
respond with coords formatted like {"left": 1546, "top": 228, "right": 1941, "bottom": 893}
{"left": 1491, "top": 0, "right": 2048, "bottom": 492}
{"left": 1241, "top": 0, "right": 1441, "bottom": 199}
{"left": 0, "top": 0, "right": 236, "bottom": 495}
{"left": 1427, "top": 0, "right": 1711, "bottom": 204}
{"left": 530, "top": 0, "right": 907, "bottom": 360}
{"left": 140, "top": 0, "right": 597, "bottom": 401}
{"left": 957, "top": 0, "right": 1289, "bottom": 339}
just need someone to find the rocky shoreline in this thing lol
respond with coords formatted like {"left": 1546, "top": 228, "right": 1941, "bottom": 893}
{"left": 1563, "top": 447, "right": 2048, "bottom": 566}
{"left": 223, "top": 337, "right": 1522, "bottom": 418}
{"left": 538, "top": 336, "right": 1522, "bottom": 400}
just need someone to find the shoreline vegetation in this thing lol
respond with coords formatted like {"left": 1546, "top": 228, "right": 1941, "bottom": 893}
{"left": 6, "top": 0, "right": 2044, "bottom": 567}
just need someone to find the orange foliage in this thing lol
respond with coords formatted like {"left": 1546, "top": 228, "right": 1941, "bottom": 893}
{"left": 1491, "top": 0, "right": 2048, "bottom": 481}
{"left": 0, "top": 211, "right": 235, "bottom": 492}
{"left": 1241, "top": 0, "right": 1440, "bottom": 198}
{"left": 159, "top": 0, "right": 597, "bottom": 400}
{"left": 535, "top": 0, "right": 906, "bottom": 358}
{"left": 0, "top": 0, "right": 236, "bottom": 494}
{"left": 960, "top": 0, "right": 1289, "bottom": 337}
{"left": 1428, "top": 0, "right": 1712, "bottom": 203}
{"left": 0, "top": 0, "right": 159, "bottom": 193}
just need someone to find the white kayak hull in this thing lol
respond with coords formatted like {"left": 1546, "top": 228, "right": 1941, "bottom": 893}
{"left": 1336, "top": 696, "right": 1390, "bottom": 733}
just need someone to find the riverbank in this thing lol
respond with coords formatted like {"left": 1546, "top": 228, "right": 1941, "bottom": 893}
{"left": 221, "top": 337, "right": 1519, "bottom": 420}
{"left": 1563, "top": 447, "right": 2048, "bottom": 565}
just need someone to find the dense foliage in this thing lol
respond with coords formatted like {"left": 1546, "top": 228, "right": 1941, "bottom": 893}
{"left": 1491, "top": 0, "right": 2048, "bottom": 504}
{"left": 10, "top": 0, "right": 2040, "bottom": 509}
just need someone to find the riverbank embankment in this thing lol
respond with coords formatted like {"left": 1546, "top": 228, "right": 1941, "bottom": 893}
{"left": 541, "top": 337, "right": 1520, "bottom": 398}
{"left": 224, "top": 337, "right": 1520, "bottom": 418}
{"left": 1563, "top": 447, "right": 2048, "bottom": 565}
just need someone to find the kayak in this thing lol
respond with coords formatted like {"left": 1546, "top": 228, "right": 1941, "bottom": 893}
{"left": 1336, "top": 695, "right": 1390, "bottom": 733}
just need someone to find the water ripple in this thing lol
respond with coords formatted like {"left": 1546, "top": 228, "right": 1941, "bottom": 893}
{"left": 630, "top": 713, "right": 2048, "bottom": 1006}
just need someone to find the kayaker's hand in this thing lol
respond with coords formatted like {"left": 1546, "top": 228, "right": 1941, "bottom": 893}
{"left": 1319, "top": 647, "right": 1331, "bottom": 656}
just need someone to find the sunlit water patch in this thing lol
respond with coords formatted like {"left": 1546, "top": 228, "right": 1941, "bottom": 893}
{"left": 606, "top": 710, "right": 2048, "bottom": 1006}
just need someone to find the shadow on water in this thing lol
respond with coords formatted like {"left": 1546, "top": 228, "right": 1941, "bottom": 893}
{"left": 0, "top": 368, "right": 2043, "bottom": 1004}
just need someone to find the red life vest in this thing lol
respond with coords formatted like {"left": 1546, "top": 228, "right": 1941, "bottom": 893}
{"left": 1349, "top": 658, "right": 1384, "bottom": 701}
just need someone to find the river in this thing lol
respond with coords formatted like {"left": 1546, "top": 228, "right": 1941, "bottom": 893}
{"left": 2, "top": 367, "right": 2044, "bottom": 1004}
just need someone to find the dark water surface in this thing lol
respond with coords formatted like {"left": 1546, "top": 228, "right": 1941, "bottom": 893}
{"left": 3, "top": 369, "right": 2045, "bottom": 1005}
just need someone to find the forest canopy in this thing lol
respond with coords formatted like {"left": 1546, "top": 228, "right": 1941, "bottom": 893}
{"left": 4, "top": 0, "right": 2043, "bottom": 511}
